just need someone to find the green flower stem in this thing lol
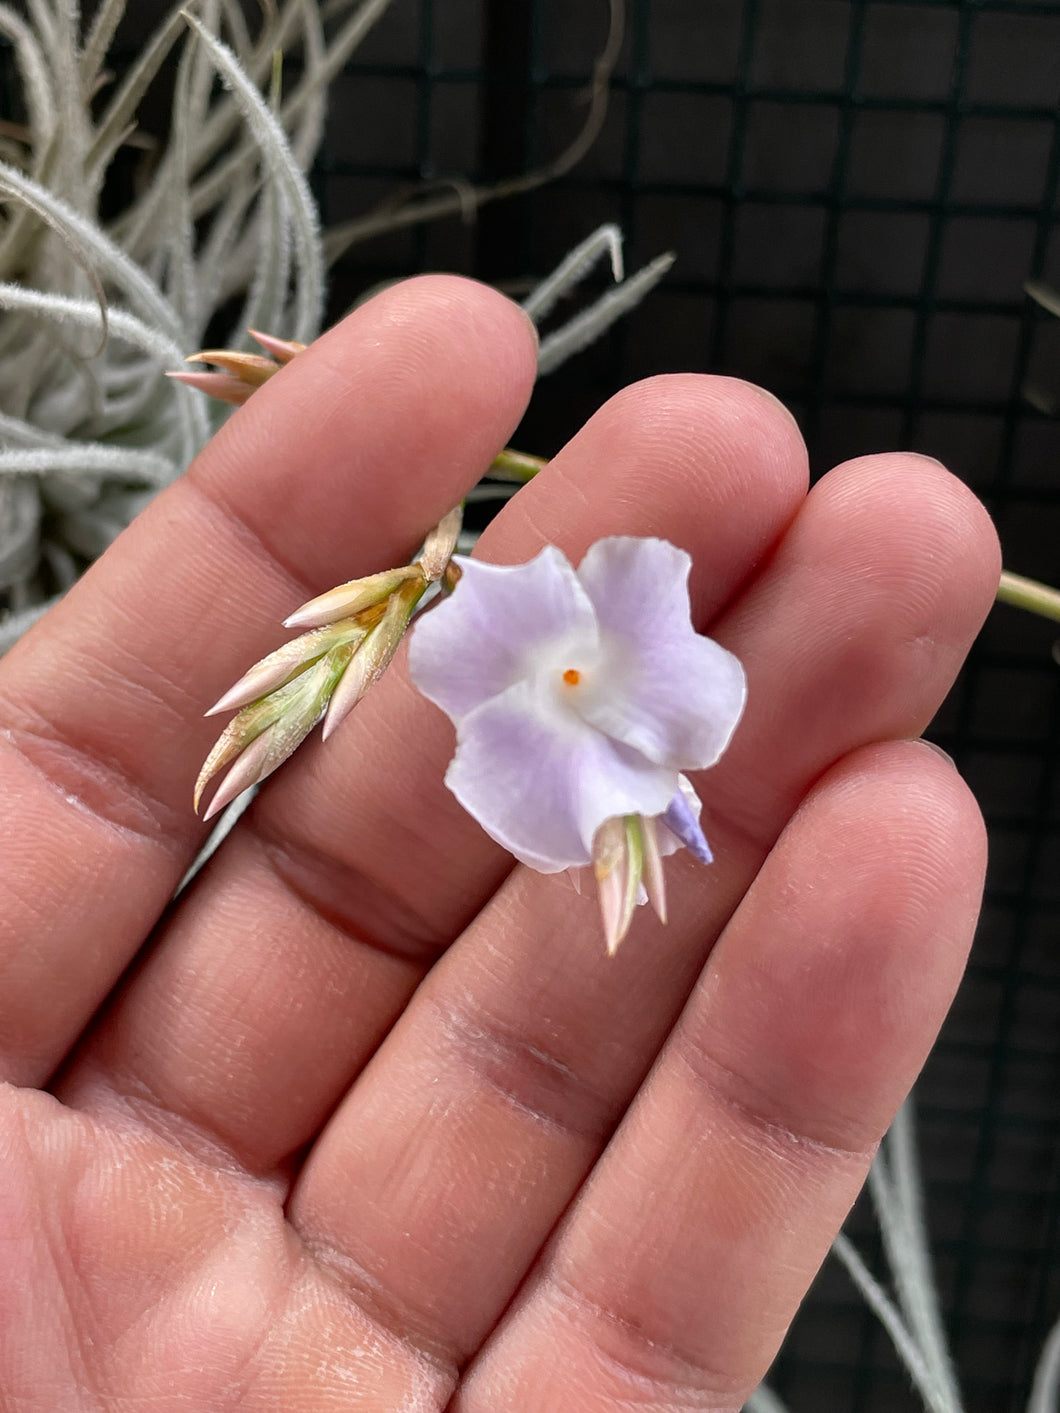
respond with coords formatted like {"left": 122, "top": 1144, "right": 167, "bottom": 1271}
{"left": 996, "top": 571, "right": 1060, "bottom": 624}
{"left": 484, "top": 454, "right": 1058, "bottom": 637}
{"left": 487, "top": 448, "right": 549, "bottom": 483}
{"left": 479, "top": 457, "right": 1060, "bottom": 638}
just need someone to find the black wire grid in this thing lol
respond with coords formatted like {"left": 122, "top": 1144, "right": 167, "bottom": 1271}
{"left": 321, "top": 4, "right": 1059, "bottom": 1410}
{"left": 1, "top": 2, "right": 1058, "bottom": 1410}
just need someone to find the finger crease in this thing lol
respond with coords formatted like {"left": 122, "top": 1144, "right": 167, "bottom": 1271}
{"left": 0, "top": 702, "right": 191, "bottom": 850}
{"left": 249, "top": 817, "right": 454, "bottom": 968}
{"left": 671, "top": 1025, "right": 875, "bottom": 1165}
{"left": 428, "top": 994, "right": 619, "bottom": 1147}
{"left": 545, "top": 1266, "right": 755, "bottom": 1408}
{"left": 298, "top": 1231, "right": 463, "bottom": 1381}
{"left": 185, "top": 472, "right": 319, "bottom": 607}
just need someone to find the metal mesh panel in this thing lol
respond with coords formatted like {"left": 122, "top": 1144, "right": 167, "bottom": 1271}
{"left": 324, "top": 4, "right": 1060, "bottom": 1408}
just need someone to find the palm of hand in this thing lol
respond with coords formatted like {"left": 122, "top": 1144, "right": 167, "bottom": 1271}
{"left": 0, "top": 278, "right": 997, "bottom": 1411}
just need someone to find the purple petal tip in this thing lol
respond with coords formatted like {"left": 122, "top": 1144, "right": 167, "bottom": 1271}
{"left": 662, "top": 790, "right": 713, "bottom": 866}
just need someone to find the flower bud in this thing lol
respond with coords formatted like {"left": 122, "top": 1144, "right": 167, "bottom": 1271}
{"left": 183, "top": 349, "right": 278, "bottom": 385}
{"left": 204, "top": 621, "right": 368, "bottom": 717}
{"left": 322, "top": 577, "right": 425, "bottom": 739}
{"left": 419, "top": 505, "right": 463, "bottom": 583}
{"left": 592, "top": 814, "right": 648, "bottom": 955}
{"left": 247, "top": 330, "right": 306, "bottom": 364}
{"left": 169, "top": 330, "right": 306, "bottom": 407}
{"left": 284, "top": 564, "right": 426, "bottom": 630}
{"left": 165, "top": 369, "right": 256, "bottom": 406}
{"left": 195, "top": 643, "right": 355, "bottom": 818}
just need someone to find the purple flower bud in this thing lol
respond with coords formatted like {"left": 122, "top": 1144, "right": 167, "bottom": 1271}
{"left": 662, "top": 787, "right": 713, "bottom": 866}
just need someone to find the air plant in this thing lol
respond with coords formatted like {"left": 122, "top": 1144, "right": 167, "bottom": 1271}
{"left": 0, "top": 0, "right": 667, "bottom": 654}
{"left": 0, "top": 0, "right": 350, "bottom": 648}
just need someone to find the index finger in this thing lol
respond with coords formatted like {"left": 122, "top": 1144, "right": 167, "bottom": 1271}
{"left": 0, "top": 276, "right": 538, "bottom": 1085}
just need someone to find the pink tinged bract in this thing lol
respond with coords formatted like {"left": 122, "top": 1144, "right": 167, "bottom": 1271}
{"left": 408, "top": 537, "right": 746, "bottom": 878}
{"left": 165, "top": 369, "right": 255, "bottom": 405}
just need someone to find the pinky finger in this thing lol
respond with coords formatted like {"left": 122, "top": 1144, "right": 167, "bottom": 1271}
{"left": 453, "top": 740, "right": 986, "bottom": 1413}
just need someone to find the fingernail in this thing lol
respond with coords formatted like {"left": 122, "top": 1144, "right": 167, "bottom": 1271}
{"left": 518, "top": 301, "right": 540, "bottom": 349}
{"left": 916, "top": 738, "right": 957, "bottom": 769}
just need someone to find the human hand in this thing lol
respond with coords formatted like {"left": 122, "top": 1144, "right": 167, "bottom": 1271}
{"left": 0, "top": 277, "right": 999, "bottom": 1411}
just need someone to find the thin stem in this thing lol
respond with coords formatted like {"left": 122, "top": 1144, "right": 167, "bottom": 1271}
{"left": 874, "top": 1101, "right": 965, "bottom": 1412}
{"left": 1027, "top": 1312, "right": 1060, "bottom": 1413}
{"left": 321, "top": 0, "right": 624, "bottom": 264}
{"left": 487, "top": 448, "right": 548, "bottom": 482}
{"left": 743, "top": 1385, "right": 791, "bottom": 1413}
{"left": 996, "top": 571, "right": 1060, "bottom": 624}
{"left": 832, "top": 1233, "right": 955, "bottom": 1413}
{"left": 488, "top": 460, "right": 1055, "bottom": 633}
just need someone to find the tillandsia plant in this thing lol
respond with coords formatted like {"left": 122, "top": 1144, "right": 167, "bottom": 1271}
{"left": 0, "top": 0, "right": 669, "bottom": 655}
{"left": 189, "top": 230, "right": 735, "bottom": 953}
{"left": 197, "top": 518, "right": 747, "bottom": 953}
{"left": 0, "top": 0, "right": 346, "bottom": 648}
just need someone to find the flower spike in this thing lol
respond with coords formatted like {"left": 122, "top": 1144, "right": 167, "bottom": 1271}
{"left": 194, "top": 502, "right": 463, "bottom": 816}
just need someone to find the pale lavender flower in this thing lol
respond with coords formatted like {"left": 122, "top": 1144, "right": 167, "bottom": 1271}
{"left": 408, "top": 536, "right": 746, "bottom": 952}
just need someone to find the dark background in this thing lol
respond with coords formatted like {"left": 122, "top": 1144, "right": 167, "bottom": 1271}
{"left": 320, "top": 4, "right": 1059, "bottom": 1409}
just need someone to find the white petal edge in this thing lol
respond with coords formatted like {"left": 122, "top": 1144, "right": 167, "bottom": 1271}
{"left": 574, "top": 536, "right": 747, "bottom": 769}
{"left": 408, "top": 545, "right": 599, "bottom": 723}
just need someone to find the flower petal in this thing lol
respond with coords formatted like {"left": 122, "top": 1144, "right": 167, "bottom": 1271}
{"left": 445, "top": 679, "right": 677, "bottom": 871}
{"left": 408, "top": 545, "right": 599, "bottom": 723}
{"left": 574, "top": 536, "right": 746, "bottom": 770}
